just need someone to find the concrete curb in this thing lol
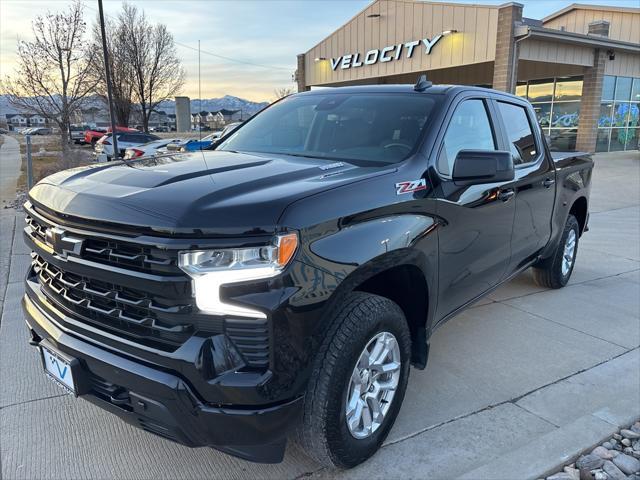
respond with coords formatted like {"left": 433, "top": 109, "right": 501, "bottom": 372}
{"left": 458, "top": 412, "right": 640, "bottom": 480}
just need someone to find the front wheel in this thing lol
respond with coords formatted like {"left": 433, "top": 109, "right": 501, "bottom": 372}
{"left": 297, "top": 292, "right": 411, "bottom": 468}
{"left": 533, "top": 214, "right": 580, "bottom": 289}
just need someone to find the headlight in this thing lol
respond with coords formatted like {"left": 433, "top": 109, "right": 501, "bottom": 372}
{"left": 178, "top": 232, "right": 298, "bottom": 318}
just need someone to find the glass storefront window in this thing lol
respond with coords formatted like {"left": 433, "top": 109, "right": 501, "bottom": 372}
{"left": 551, "top": 102, "right": 580, "bottom": 128}
{"left": 613, "top": 102, "right": 631, "bottom": 127}
{"left": 614, "top": 77, "right": 632, "bottom": 101}
{"left": 554, "top": 77, "right": 583, "bottom": 101}
{"left": 599, "top": 102, "right": 614, "bottom": 127}
{"left": 609, "top": 128, "right": 629, "bottom": 151}
{"left": 625, "top": 128, "right": 639, "bottom": 150}
{"left": 602, "top": 76, "right": 616, "bottom": 101}
{"left": 596, "top": 128, "right": 611, "bottom": 152}
{"left": 531, "top": 103, "right": 552, "bottom": 130}
{"left": 528, "top": 81, "right": 554, "bottom": 103}
{"left": 524, "top": 75, "right": 638, "bottom": 152}
{"left": 632, "top": 79, "right": 640, "bottom": 103}
{"left": 628, "top": 103, "right": 639, "bottom": 128}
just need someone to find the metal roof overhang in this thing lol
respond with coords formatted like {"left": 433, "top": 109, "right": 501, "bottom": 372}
{"left": 516, "top": 25, "right": 640, "bottom": 55}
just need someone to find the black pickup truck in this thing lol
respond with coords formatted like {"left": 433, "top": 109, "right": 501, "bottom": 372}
{"left": 22, "top": 81, "right": 593, "bottom": 468}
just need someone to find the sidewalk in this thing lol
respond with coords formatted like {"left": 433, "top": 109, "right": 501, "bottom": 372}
{"left": 0, "top": 152, "right": 638, "bottom": 480}
{"left": 0, "top": 135, "right": 22, "bottom": 205}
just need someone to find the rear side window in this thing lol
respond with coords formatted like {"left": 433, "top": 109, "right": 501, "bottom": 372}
{"left": 497, "top": 102, "right": 538, "bottom": 165}
{"left": 438, "top": 99, "right": 496, "bottom": 176}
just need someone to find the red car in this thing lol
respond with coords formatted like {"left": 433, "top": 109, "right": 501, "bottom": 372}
{"left": 84, "top": 126, "right": 138, "bottom": 146}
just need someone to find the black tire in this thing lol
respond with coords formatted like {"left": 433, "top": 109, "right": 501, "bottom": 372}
{"left": 533, "top": 214, "right": 580, "bottom": 289}
{"left": 297, "top": 292, "right": 411, "bottom": 468}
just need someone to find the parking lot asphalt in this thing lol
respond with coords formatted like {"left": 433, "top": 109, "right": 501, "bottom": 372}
{"left": 0, "top": 151, "right": 638, "bottom": 480}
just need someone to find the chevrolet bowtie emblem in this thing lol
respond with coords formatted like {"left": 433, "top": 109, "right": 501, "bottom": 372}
{"left": 44, "top": 227, "right": 83, "bottom": 258}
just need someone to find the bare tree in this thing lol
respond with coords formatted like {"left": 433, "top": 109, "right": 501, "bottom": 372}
{"left": 274, "top": 87, "right": 294, "bottom": 100}
{"left": 120, "top": 4, "right": 184, "bottom": 132}
{"left": 2, "top": 1, "right": 96, "bottom": 150}
{"left": 89, "top": 13, "right": 135, "bottom": 127}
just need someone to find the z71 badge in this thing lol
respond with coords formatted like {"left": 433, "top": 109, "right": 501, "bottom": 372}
{"left": 396, "top": 179, "right": 428, "bottom": 195}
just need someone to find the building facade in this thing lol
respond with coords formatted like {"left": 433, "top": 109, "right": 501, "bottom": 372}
{"left": 297, "top": 2, "right": 639, "bottom": 152}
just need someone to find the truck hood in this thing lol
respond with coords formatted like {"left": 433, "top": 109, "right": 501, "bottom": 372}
{"left": 29, "top": 150, "right": 392, "bottom": 236}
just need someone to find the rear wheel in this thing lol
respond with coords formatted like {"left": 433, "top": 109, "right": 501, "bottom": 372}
{"left": 533, "top": 214, "right": 579, "bottom": 289}
{"left": 297, "top": 292, "right": 411, "bottom": 468}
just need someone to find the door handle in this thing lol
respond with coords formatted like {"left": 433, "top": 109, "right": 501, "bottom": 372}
{"left": 543, "top": 178, "right": 556, "bottom": 188}
{"left": 498, "top": 189, "right": 515, "bottom": 202}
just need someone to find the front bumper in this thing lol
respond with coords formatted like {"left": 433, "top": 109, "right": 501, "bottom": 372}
{"left": 22, "top": 292, "right": 303, "bottom": 463}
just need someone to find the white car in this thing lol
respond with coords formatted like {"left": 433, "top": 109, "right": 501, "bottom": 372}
{"left": 123, "top": 138, "right": 183, "bottom": 159}
{"left": 95, "top": 132, "right": 160, "bottom": 160}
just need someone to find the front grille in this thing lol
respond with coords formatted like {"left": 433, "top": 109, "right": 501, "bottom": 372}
{"left": 34, "top": 254, "right": 193, "bottom": 350}
{"left": 26, "top": 214, "right": 179, "bottom": 275}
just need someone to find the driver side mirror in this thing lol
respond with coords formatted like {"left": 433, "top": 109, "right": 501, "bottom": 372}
{"left": 452, "top": 150, "right": 514, "bottom": 185}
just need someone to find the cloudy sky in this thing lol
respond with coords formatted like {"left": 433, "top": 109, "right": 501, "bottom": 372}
{"left": 0, "top": 0, "right": 636, "bottom": 102}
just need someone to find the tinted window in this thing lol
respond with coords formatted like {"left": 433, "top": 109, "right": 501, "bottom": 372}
{"left": 437, "top": 99, "right": 496, "bottom": 176}
{"left": 218, "top": 93, "right": 439, "bottom": 165}
{"left": 497, "top": 102, "right": 538, "bottom": 165}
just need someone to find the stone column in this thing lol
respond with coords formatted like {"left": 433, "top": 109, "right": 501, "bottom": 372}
{"left": 492, "top": 2, "right": 523, "bottom": 93}
{"left": 174, "top": 96, "right": 191, "bottom": 133}
{"left": 576, "top": 49, "right": 607, "bottom": 153}
{"left": 296, "top": 54, "right": 309, "bottom": 92}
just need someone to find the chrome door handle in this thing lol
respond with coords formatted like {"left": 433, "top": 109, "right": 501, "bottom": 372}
{"left": 498, "top": 189, "right": 515, "bottom": 202}
{"left": 543, "top": 178, "right": 556, "bottom": 188}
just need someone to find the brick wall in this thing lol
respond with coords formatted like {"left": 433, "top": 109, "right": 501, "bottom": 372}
{"left": 576, "top": 50, "right": 607, "bottom": 153}
{"left": 492, "top": 3, "right": 523, "bottom": 93}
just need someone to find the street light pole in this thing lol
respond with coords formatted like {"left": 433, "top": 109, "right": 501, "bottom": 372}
{"left": 97, "top": 0, "right": 119, "bottom": 159}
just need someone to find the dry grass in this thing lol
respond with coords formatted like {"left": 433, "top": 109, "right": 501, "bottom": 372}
{"left": 16, "top": 135, "right": 93, "bottom": 189}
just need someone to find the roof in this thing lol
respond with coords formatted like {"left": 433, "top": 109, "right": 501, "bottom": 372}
{"left": 297, "top": 84, "right": 468, "bottom": 96}
{"left": 5, "top": 113, "right": 41, "bottom": 119}
{"left": 516, "top": 24, "right": 640, "bottom": 54}
{"left": 543, "top": 3, "right": 640, "bottom": 24}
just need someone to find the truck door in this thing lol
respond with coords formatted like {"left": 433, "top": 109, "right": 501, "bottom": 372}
{"left": 493, "top": 100, "right": 556, "bottom": 274}
{"left": 434, "top": 98, "right": 516, "bottom": 320}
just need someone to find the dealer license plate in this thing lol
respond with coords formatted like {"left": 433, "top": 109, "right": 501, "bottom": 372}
{"left": 41, "top": 345, "right": 76, "bottom": 393}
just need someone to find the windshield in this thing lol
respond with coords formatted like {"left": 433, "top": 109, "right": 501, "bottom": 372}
{"left": 217, "top": 93, "right": 438, "bottom": 165}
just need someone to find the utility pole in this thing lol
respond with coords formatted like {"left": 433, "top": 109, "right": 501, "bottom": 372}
{"left": 98, "top": 0, "right": 119, "bottom": 159}
{"left": 198, "top": 39, "right": 201, "bottom": 141}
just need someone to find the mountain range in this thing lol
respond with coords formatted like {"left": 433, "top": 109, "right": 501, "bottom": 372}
{"left": 0, "top": 94, "right": 269, "bottom": 117}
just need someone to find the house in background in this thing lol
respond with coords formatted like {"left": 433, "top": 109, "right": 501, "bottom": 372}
{"left": 4, "top": 113, "right": 51, "bottom": 130}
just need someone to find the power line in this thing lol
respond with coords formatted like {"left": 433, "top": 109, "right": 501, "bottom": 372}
{"left": 81, "top": 1, "right": 292, "bottom": 72}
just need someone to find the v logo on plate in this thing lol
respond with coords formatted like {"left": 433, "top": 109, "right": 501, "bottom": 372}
{"left": 51, "top": 357, "right": 68, "bottom": 379}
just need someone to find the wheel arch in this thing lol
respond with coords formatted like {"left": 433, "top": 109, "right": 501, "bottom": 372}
{"left": 354, "top": 263, "right": 430, "bottom": 368}
{"left": 569, "top": 196, "right": 588, "bottom": 236}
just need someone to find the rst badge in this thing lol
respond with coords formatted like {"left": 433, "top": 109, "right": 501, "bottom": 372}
{"left": 396, "top": 179, "right": 428, "bottom": 195}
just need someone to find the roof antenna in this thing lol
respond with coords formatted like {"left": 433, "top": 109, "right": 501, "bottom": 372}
{"left": 414, "top": 74, "right": 432, "bottom": 92}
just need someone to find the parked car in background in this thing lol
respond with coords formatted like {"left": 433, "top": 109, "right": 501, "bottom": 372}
{"left": 83, "top": 128, "right": 107, "bottom": 146}
{"left": 0, "top": 128, "right": 8, "bottom": 134}
{"left": 123, "top": 138, "right": 182, "bottom": 159}
{"left": 165, "top": 132, "right": 222, "bottom": 153}
{"left": 70, "top": 125, "right": 90, "bottom": 144}
{"left": 95, "top": 131, "right": 160, "bottom": 160}
{"left": 84, "top": 126, "right": 137, "bottom": 147}
{"left": 27, "top": 127, "right": 52, "bottom": 135}
{"left": 219, "top": 121, "right": 243, "bottom": 138}
{"left": 150, "top": 126, "right": 170, "bottom": 133}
